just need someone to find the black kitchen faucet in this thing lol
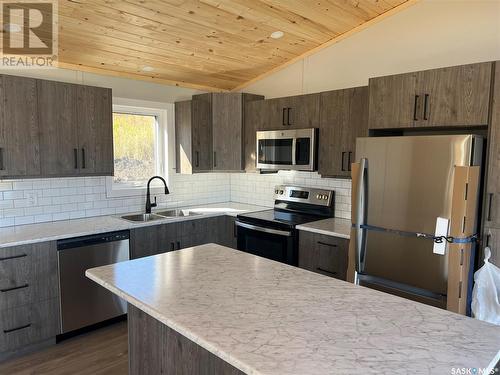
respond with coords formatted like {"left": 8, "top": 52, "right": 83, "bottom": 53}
{"left": 145, "top": 176, "right": 169, "bottom": 214}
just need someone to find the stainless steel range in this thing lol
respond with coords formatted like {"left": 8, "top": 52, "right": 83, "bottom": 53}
{"left": 236, "top": 185, "right": 335, "bottom": 266}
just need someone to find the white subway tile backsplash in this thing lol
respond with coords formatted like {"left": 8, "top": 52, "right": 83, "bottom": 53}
{"left": 230, "top": 171, "right": 352, "bottom": 219}
{"left": 0, "top": 171, "right": 350, "bottom": 228}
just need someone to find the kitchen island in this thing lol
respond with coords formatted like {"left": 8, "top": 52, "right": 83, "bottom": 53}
{"left": 86, "top": 244, "right": 500, "bottom": 375}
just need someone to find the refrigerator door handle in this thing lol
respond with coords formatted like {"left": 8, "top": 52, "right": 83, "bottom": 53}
{"left": 355, "top": 157, "right": 368, "bottom": 279}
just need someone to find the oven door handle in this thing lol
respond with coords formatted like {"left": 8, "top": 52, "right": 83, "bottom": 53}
{"left": 235, "top": 221, "right": 292, "bottom": 237}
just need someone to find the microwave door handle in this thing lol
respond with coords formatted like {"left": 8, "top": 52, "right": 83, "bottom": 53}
{"left": 355, "top": 158, "right": 368, "bottom": 280}
{"left": 292, "top": 138, "right": 297, "bottom": 166}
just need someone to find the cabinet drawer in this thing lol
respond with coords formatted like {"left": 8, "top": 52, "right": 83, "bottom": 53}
{"left": 0, "top": 242, "right": 58, "bottom": 309}
{"left": 298, "top": 231, "right": 348, "bottom": 280}
{"left": 0, "top": 298, "right": 60, "bottom": 353}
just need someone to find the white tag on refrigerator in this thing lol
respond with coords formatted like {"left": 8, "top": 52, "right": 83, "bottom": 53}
{"left": 433, "top": 217, "right": 449, "bottom": 255}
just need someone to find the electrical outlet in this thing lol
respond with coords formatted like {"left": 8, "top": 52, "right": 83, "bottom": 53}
{"left": 25, "top": 192, "right": 38, "bottom": 207}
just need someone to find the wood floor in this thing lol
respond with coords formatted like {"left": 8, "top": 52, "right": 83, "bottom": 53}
{"left": 0, "top": 322, "right": 128, "bottom": 375}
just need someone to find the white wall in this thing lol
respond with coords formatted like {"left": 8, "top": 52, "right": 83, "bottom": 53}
{"left": 242, "top": 0, "right": 500, "bottom": 98}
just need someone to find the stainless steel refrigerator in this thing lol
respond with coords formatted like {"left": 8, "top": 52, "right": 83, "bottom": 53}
{"left": 353, "top": 135, "right": 483, "bottom": 309}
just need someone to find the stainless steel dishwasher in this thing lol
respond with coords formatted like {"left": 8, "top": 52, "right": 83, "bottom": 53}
{"left": 57, "top": 230, "right": 130, "bottom": 334}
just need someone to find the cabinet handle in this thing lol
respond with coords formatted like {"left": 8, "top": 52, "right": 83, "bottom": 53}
{"left": 488, "top": 193, "right": 493, "bottom": 221}
{"left": 0, "top": 147, "right": 4, "bottom": 170}
{"left": 195, "top": 151, "right": 199, "bottom": 167}
{"left": 287, "top": 107, "right": 292, "bottom": 126}
{"left": 316, "top": 267, "right": 337, "bottom": 276}
{"left": 73, "top": 148, "right": 78, "bottom": 169}
{"left": 341, "top": 152, "right": 346, "bottom": 172}
{"left": 413, "top": 95, "right": 419, "bottom": 121}
{"left": 317, "top": 241, "right": 338, "bottom": 248}
{"left": 81, "top": 148, "right": 86, "bottom": 169}
{"left": 486, "top": 233, "right": 491, "bottom": 247}
{"left": 423, "top": 94, "right": 429, "bottom": 120}
{"left": 4, "top": 323, "right": 31, "bottom": 334}
{"left": 170, "top": 242, "right": 175, "bottom": 251}
{"left": 0, "top": 284, "right": 29, "bottom": 293}
{"left": 0, "top": 253, "right": 27, "bottom": 262}
{"left": 348, "top": 152, "right": 352, "bottom": 172}
{"left": 282, "top": 108, "right": 287, "bottom": 126}
{"left": 177, "top": 241, "right": 181, "bottom": 250}
{"left": 213, "top": 151, "right": 217, "bottom": 168}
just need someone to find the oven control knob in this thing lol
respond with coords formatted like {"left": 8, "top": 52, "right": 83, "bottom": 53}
{"left": 323, "top": 195, "right": 329, "bottom": 200}
{"left": 275, "top": 189, "right": 279, "bottom": 194}
{"left": 316, "top": 194, "right": 321, "bottom": 199}
{"left": 279, "top": 190, "right": 284, "bottom": 195}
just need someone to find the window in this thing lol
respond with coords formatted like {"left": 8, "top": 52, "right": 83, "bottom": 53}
{"left": 106, "top": 102, "right": 169, "bottom": 197}
{"left": 113, "top": 112, "right": 157, "bottom": 186}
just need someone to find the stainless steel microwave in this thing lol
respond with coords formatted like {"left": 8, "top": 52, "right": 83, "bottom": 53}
{"left": 256, "top": 128, "right": 317, "bottom": 171}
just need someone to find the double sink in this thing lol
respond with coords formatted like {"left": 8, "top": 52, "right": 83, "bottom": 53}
{"left": 121, "top": 209, "right": 201, "bottom": 223}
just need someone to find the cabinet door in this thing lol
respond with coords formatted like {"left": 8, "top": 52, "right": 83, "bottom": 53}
{"left": 484, "top": 61, "right": 500, "bottom": 228}
{"left": 319, "top": 87, "right": 368, "bottom": 178}
{"left": 318, "top": 89, "right": 349, "bottom": 177}
{"left": 0, "top": 75, "right": 40, "bottom": 177}
{"left": 77, "top": 86, "right": 114, "bottom": 175}
{"left": 130, "top": 223, "right": 178, "bottom": 259}
{"left": 212, "top": 93, "right": 243, "bottom": 171}
{"left": 191, "top": 94, "right": 212, "bottom": 171}
{"left": 368, "top": 72, "right": 418, "bottom": 129}
{"left": 483, "top": 227, "right": 499, "bottom": 268}
{"left": 175, "top": 100, "right": 193, "bottom": 174}
{"left": 345, "top": 86, "right": 369, "bottom": 170}
{"left": 285, "top": 94, "right": 320, "bottom": 129}
{"left": 243, "top": 100, "right": 265, "bottom": 171}
{"left": 38, "top": 80, "right": 79, "bottom": 176}
{"left": 417, "top": 62, "right": 492, "bottom": 127}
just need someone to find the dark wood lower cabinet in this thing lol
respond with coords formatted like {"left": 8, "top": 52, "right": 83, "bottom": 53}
{"left": 298, "top": 231, "right": 349, "bottom": 281}
{"left": 0, "top": 241, "right": 60, "bottom": 360}
{"left": 128, "top": 304, "right": 244, "bottom": 375}
{"left": 130, "top": 215, "right": 238, "bottom": 260}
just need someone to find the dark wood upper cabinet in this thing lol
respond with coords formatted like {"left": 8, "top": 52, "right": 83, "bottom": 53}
{"left": 484, "top": 61, "right": 500, "bottom": 229}
{"left": 243, "top": 99, "right": 265, "bottom": 172}
{"left": 0, "top": 74, "right": 113, "bottom": 179}
{"left": 251, "top": 94, "right": 320, "bottom": 130}
{"left": 38, "top": 80, "right": 79, "bottom": 176}
{"left": 175, "top": 100, "right": 193, "bottom": 174}
{"left": 284, "top": 94, "right": 320, "bottom": 129}
{"left": 39, "top": 81, "right": 113, "bottom": 177}
{"left": 0, "top": 75, "right": 40, "bottom": 178}
{"left": 369, "top": 62, "right": 492, "bottom": 129}
{"left": 368, "top": 72, "right": 417, "bottom": 129}
{"left": 417, "top": 63, "right": 492, "bottom": 127}
{"left": 176, "top": 93, "right": 263, "bottom": 173}
{"left": 319, "top": 86, "right": 368, "bottom": 178}
{"left": 212, "top": 93, "right": 243, "bottom": 171}
{"left": 191, "top": 93, "right": 213, "bottom": 172}
{"left": 76, "top": 86, "right": 114, "bottom": 175}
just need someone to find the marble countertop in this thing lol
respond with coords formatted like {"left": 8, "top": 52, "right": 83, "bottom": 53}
{"left": 296, "top": 217, "right": 351, "bottom": 239}
{"left": 0, "top": 202, "right": 267, "bottom": 248}
{"left": 86, "top": 244, "right": 500, "bottom": 375}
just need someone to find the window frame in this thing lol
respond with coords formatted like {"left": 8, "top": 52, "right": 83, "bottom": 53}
{"left": 106, "top": 99, "right": 171, "bottom": 198}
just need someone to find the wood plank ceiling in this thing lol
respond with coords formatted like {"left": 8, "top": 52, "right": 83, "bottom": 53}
{"left": 55, "top": 0, "right": 414, "bottom": 91}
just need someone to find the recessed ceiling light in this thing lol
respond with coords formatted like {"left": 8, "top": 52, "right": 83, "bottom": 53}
{"left": 270, "top": 31, "right": 284, "bottom": 39}
{"left": 142, "top": 66, "right": 154, "bottom": 72}
{"left": 4, "top": 23, "right": 22, "bottom": 33}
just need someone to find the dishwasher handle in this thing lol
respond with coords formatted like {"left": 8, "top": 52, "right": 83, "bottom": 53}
{"left": 57, "top": 230, "right": 130, "bottom": 250}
